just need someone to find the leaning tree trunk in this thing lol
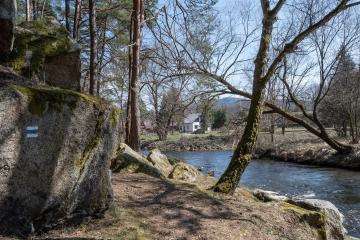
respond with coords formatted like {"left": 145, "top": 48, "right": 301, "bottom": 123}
{"left": 212, "top": 4, "right": 276, "bottom": 194}
{"left": 213, "top": 85, "right": 265, "bottom": 194}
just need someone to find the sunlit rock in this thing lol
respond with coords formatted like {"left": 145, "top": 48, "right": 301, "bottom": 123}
{"left": 147, "top": 148, "right": 173, "bottom": 177}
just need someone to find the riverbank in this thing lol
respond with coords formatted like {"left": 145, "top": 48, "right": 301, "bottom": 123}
{"left": 141, "top": 130, "right": 360, "bottom": 170}
{"left": 36, "top": 146, "right": 351, "bottom": 240}
{"left": 253, "top": 132, "right": 360, "bottom": 170}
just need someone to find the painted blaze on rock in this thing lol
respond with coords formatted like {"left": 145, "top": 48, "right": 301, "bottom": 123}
{"left": 0, "top": 0, "right": 16, "bottom": 55}
{"left": 0, "top": 83, "right": 121, "bottom": 236}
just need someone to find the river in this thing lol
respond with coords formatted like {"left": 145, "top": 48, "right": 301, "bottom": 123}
{"left": 165, "top": 150, "right": 360, "bottom": 237}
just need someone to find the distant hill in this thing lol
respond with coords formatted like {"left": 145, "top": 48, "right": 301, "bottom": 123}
{"left": 216, "top": 97, "right": 250, "bottom": 109}
{"left": 216, "top": 97, "right": 313, "bottom": 112}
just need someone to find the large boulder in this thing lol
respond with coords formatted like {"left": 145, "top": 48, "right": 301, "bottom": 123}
{"left": 0, "top": 0, "right": 16, "bottom": 54}
{"left": 168, "top": 162, "right": 203, "bottom": 183}
{"left": 253, "top": 189, "right": 347, "bottom": 240}
{"left": 146, "top": 148, "right": 173, "bottom": 176}
{"left": 289, "top": 199, "right": 347, "bottom": 240}
{"left": 0, "top": 82, "right": 121, "bottom": 237}
{"left": 0, "top": 17, "right": 81, "bottom": 91}
{"left": 111, "top": 143, "right": 165, "bottom": 178}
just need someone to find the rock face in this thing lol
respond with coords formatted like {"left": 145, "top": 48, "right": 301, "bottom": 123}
{"left": 0, "top": 17, "right": 81, "bottom": 91}
{"left": 0, "top": 82, "right": 121, "bottom": 236}
{"left": 0, "top": 0, "right": 16, "bottom": 54}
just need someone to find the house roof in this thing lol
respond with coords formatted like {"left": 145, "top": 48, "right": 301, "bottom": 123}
{"left": 184, "top": 113, "right": 200, "bottom": 124}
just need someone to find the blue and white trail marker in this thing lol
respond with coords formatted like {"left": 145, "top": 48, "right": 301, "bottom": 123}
{"left": 26, "top": 126, "right": 39, "bottom": 138}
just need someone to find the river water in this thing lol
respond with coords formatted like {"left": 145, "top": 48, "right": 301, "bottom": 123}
{"left": 165, "top": 150, "right": 360, "bottom": 237}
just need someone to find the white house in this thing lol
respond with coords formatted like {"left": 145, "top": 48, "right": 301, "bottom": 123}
{"left": 181, "top": 113, "right": 211, "bottom": 133}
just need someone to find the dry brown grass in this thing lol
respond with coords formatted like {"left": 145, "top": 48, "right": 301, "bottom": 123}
{"left": 38, "top": 173, "right": 324, "bottom": 240}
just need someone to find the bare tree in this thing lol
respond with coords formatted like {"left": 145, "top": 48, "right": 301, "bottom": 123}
{"left": 150, "top": 0, "right": 360, "bottom": 156}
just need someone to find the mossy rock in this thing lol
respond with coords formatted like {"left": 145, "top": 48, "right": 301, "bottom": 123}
{"left": 14, "top": 85, "right": 107, "bottom": 116}
{"left": 111, "top": 143, "right": 164, "bottom": 179}
{"left": 280, "top": 202, "right": 327, "bottom": 238}
{"left": 146, "top": 149, "right": 173, "bottom": 177}
{"left": 168, "top": 162, "right": 202, "bottom": 183}
{"left": 0, "top": 17, "right": 80, "bottom": 80}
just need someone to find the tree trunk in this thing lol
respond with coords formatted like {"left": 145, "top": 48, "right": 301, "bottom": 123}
{"left": 127, "top": 0, "right": 143, "bottom": 151}
{"left": 96, "top": 13, "right": 109, "bottom": 96}
{"left": 213, "top": 85, "right": 265, "bottom": 194}
{"left": 88, "top": 0, "right": 97, "bottom": 95}
{"left": 156, "top": 128, "right": 168, "bottom": 141}
{"left": 26, "top": 0, "right": 31, "bottom": 21}
{"left": 125, "top": 12, "right": 133, "bottom": 145}
{"left": 65, "top": 0, "right": 71, "bottom": 32}
{"left": 213, "top": 6, "right": 278, "bottom": 194}
{"left": 342, "top": 120, "right": 347, "bottom": 137}
{"left": 73, "top": 0, "right": 81, "bottom": 39}
{"left": 281, "top": 121, "right": 285, "bottom": 135}
{"left": 32, "top": 0, "right": 37, "bottom": 20}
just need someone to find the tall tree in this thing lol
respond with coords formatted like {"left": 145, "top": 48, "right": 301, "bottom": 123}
{"left": 73, "top": 0, "right": 81, "bottom": 39}
{"left": 89, "top": 0, "right": 97, "bottom": 95}
{"left": 65, "top": 0, "right": 71, "bottom": 32}
{"left": 26, "top": 0, "right": 31, "bottom": 21}
{"left": 127, "top": 0, "right": 144, "bottom": 151}
{"left": 32, "top": 0, "right": 37, "bottom": 20}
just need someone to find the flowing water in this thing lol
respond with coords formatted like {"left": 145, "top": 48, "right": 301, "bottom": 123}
{"left": 165, "top": 150, "right": 360, "bottom": 237}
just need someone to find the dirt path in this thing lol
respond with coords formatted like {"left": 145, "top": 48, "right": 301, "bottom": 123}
{"left": 36, "top": 172, "right": 322, "bottom": 240}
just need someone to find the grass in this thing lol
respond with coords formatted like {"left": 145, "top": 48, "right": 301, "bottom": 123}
{"left": 141, "top": 127, "right": 353, "bottom": 153}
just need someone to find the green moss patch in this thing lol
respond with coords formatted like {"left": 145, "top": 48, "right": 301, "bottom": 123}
{"left": 14, "top": 85, "right": 107, "bottom": 116}
{"left": 76, "top": 112, "right": 105, "bottom": 169}
{"left": 280, "top": 202, "right": 327, "bottom": 238}
{"left": 110, "top": 107, "right": 121, "bottom": 128}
